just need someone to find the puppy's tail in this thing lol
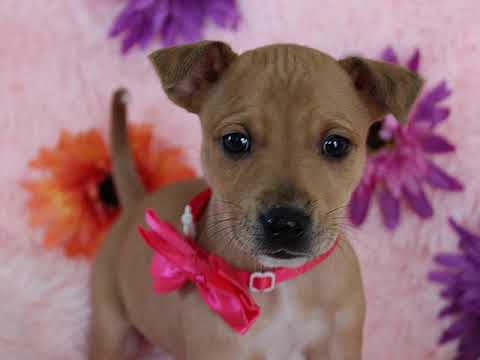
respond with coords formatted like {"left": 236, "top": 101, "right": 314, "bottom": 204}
{"left": 110, "top": 88, "right": 145, "bottom": 207}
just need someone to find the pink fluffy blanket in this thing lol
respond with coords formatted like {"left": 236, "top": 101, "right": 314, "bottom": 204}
{"left": 2, "top": 0, "right": 479, "bottom": 358}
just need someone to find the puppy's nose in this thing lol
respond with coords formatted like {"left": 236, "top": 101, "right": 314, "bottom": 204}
{"left": 260, "top": 207, "right": 310, "bottom": 241}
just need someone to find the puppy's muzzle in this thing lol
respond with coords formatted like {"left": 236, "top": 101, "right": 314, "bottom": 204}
{"left": 258, "top": 206, "right": 311, "bottom": 259}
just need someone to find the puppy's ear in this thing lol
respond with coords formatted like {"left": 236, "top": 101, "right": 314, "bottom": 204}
{"left": 339, "top": 57, "right": 424, "bottom": 122}
{"left": 149, "top": 41, "right": 237, "bottom": 113}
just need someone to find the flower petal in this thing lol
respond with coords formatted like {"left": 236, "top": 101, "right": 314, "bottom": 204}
{"left": 462, "top": 287, "right": 480, "bottom": 311}
{"left": 439, "top": 317, "right": 468, "bottom": 344}
{"left": 348, "top": 185, "right": 373, "bottom": 226}
{"left": 449, "top": 218, "right": 480, "bottom": 248}
{"left": 428, "top": 270, "right": 458, "bottom": 285}
{"left": 110, "top": 0, "right": 241, "bottom": 53}
{"left": 161, "top": 0, "right": 204, "bottom": 46}
{"left": 407, "top": 49, "right": 421, "bottom": 72}
{"left": 413, "top": 81, "right": 452, "bottom": 126}
{"left": 205, "top": 0, "right": 241, "bottom": 29}
{"left": 151, "top": 1, "right": 170, "bottom": 34}
{"left": 449, "top": 219, "right": 473, "bottom": 241}
{"left": 423, "top": 81, "right": 452, "bottom": 104}
{"left": 434, "top": 253, "right": 467, "bottom": 268}
{"left": 110, "top": 6, "right": 137, "bottom": 37}
{"left": 378, "top": 188, "right": 400, "bottom": 230}
{"left": 131, "top": 0, "right": 158, "bottom": 11}
{"left": 380, "top": 47, "right": 398, "bottom": 64}
{"left": 438, "top": 303, "right": 461, "bottom": 317}
{"left": 457, "top": 334, "right": 480, "bottom": 360}
{"left": 431, "top": 106, "right": 450, "bottom": 125}
{"left": 121, "top": 16, "right": 148, "bottom": 53}
{"left": 419, "top": 134, "right": 455, "bottom": 153}
{"left": 426, "top": 162, "right": 464, "bottom": 191}
{"left": 161, "top": 16, "right": 180, "bottom": 46}
{"left": 402, "top": 186, "right": 433, "bottom": 218}
{"left": 440, "top": 286, "right": 462, "bottom": 301}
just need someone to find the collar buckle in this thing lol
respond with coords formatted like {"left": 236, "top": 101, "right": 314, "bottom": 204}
{"left": 181, "top": 205, "right": 196, "bottom": 238}
{"left": 249, "top": 271, "right": 276, "bottom": 293}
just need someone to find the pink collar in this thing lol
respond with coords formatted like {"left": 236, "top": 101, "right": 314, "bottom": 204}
{"left": 139, "top": 188, "right": 339, "bottom": 334}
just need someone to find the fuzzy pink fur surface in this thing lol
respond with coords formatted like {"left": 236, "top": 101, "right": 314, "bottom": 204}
{"left": 1, "top": 0, "right": 479, "bottom": 358}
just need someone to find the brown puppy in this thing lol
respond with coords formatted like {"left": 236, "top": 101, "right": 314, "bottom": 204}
{"left": 90, "top": 42, "right": 423, "bottom": 360}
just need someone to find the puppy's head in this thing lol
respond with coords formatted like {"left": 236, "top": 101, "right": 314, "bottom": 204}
{"left": 150, "top": 42, "right": 423, "bottom": 267}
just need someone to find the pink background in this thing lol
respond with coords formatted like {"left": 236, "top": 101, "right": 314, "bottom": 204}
{"left": 2, "top": 0, "right": 480, "bottom": 358}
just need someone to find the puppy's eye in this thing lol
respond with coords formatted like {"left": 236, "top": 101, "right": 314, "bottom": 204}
{"left": 321, "top": 135, "right": 351, "bottom": 159}
{"left": 222, "top": 132, "right": 251, "bottom": 155}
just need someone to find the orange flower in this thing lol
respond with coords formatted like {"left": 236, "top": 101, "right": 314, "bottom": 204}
{"left": 23, "top": 125, "right": 195, "bottom": 258}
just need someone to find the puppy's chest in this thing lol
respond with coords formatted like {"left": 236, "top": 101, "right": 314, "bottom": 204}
{"left": 248, "top": 285, "right": 333, "bottom": 359}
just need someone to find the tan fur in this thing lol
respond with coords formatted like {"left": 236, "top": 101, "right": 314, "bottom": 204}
{"left": 89, "top": 43, "right": 423, "bottom": 360}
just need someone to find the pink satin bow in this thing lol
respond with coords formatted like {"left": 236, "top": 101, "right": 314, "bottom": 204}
{"left": 138, "top": 210, "right": 260, "bottom": 334}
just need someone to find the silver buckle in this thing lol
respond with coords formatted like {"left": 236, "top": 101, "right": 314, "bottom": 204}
{"left": 181, "top": 205, "right": 196, "bottom": 238}
{"left": 249, "top": 271, "right": 276, "bottom": 293}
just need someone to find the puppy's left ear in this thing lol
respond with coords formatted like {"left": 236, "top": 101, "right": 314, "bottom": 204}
{"left": 149, "top": 41, "right": 238, "bottom": 114}
{"left": 339, "top": 57, "right": 424, "bottom": 122}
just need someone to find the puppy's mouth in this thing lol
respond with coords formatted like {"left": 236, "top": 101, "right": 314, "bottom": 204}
{"left": 268, "top": 249, "right": 309, "bottom": 259}
{"left": 256, "top": 247, "right": 312, "bottom": 268}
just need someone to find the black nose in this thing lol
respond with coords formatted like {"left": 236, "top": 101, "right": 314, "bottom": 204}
{"left": 259, "top": 207, "right": 310, "bottom": 242}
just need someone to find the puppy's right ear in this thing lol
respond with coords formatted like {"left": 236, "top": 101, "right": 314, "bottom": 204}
{"left": 149, "top": 41, "right": 237, "bottom": 114}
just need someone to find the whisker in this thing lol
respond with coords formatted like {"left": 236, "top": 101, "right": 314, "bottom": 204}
{"left": 324, "top": 204, "right": 348, "bottom": 216}
{"left": 204, "top": 224, "right": 236, "bottom": 240}
{"left": 210, "top": 199, "right": 243, "bottom": 210}
{"left": 203, "top": 217, "right": 237, "bottom": 230}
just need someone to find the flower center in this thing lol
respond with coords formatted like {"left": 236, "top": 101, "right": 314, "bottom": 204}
{"left": 97, "top": 174, "right": 119, "bottom": 208}
{"left": 367, "top": 122, "right": 389, "bottom": 151}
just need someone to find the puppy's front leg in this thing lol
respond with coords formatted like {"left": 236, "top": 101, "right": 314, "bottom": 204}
{"left": 89, "top": 302, "right": 134, "bottom": 360}
{"left": 305, "top": 290, "right": 364, "bottom": 360}
{"left": 328, "top": 291, "right": 365, "bottom": 360}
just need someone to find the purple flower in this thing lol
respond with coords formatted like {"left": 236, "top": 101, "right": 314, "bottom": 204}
{"left": 109, "top": 0, "right": 241, "bottom": 54}
{"left": 348, "top": 48, "right": 463, "bottom": 230}
{"left": 429, "top": 219, "right": 480, "bottom": 360}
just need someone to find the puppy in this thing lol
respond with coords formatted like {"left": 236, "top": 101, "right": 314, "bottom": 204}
{"left": 90, "top": 42, "right": 423, "bottom": 360}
